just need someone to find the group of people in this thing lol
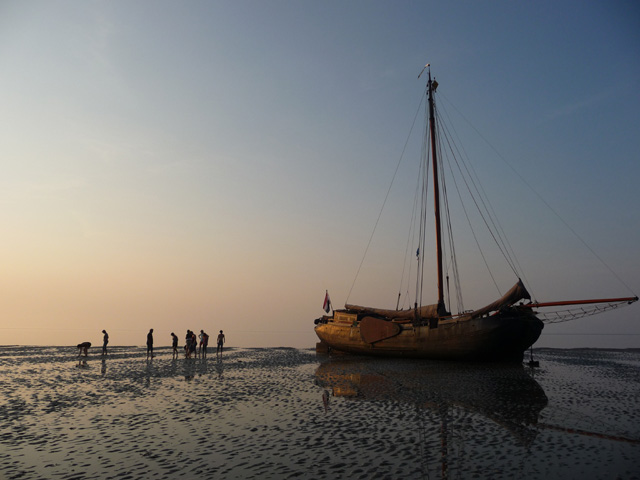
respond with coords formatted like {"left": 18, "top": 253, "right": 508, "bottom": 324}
{"left": 169, "top": 329, "right": 225, "bottom": 359}
{"left": 77, "top": 328, "right": 225, "bottom": 359}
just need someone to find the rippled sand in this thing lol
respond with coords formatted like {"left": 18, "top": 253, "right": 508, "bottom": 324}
{"left": 0, "top": 346, "right": 638, "bottom": 479}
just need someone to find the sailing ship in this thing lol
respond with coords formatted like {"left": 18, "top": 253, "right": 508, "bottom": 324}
{"left": 314, "top": 66, "right": 637, "bottom": 362}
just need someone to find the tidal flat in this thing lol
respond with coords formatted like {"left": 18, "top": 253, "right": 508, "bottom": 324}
{"left": 0, "top": 346, "right": 638, "bottom": 479}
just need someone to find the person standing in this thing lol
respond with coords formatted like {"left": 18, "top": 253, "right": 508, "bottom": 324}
{"left": 171, "top": 332, "right": 179, "bottom": 358}
{"left": 185, "top": 330, "right": 192, "bottom": 358}
{"left": 217, "top": 330, "right": 225, "bottom": 354}
{"left": 198, "top": 330, "right": 204, "bottom": 357}
{"left": 102, "top": 330, "right": 109, "bottom": 355}
{"left": 201, "top": 330, "right": 209, "bottom": 358}
{"left": 146, "top": 329, "right": 154, "bottom": 359}
{"left": 190, "top": 330, "right": 197, "bottom": 357}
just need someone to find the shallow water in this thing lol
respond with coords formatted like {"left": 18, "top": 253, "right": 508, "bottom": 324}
{"left": 0, "top": 346, "right": 638, "bottom": 479}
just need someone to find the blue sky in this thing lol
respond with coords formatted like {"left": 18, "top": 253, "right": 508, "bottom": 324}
{"left": 0, "top": 1, "right": 638, "bottom": 348}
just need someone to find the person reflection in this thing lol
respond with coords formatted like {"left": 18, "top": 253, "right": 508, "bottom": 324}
{"left": 145, "top": 358, "right": 152, "bottom": 387}
{"left": 215, "top": 357, "right": 224, "bottom": 379}
{"left": 184, "top": 357, "right": 195, "bottom": 381}
{"left": 322, "top": 390, "right": 330, "bottom": 412}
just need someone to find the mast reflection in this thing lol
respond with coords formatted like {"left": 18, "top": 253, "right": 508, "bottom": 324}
{"left": 315, "top": 355, "right": 548, "bottom": 478}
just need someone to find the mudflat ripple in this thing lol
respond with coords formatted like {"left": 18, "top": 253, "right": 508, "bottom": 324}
{"left": 0, "top": 346, "right": 638, "bottom": 479}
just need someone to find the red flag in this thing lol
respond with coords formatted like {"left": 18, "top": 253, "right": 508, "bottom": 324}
{"left": 323, "top": 290, "right": 332, "bottom": 313}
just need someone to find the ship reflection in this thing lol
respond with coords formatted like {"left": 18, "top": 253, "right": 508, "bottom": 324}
{"left": 314, "top": 355, "right": 548, "bottom": 451}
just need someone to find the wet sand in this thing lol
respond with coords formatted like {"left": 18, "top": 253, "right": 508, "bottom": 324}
{"left": 0, "top": 346, "right": 638, "bottom": 479}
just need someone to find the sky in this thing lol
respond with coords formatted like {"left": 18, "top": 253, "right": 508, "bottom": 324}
{"left": 0, "top": 1, "right": 639, "bottom": 349}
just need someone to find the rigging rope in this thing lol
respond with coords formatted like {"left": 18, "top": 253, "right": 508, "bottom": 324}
{"left": 433, "top": 103, "right": 464, "bottom": 312}
{"left": 437, "top": 92, "right": 637, "bottom": 300}
{"left": 347, "top": 79, "right": 636, "bottom": 314}
{"left": 438, "top": 102, "right": 535, "bottom": 296}
{"left": 345, "top": 90, "right": 426, "bottom": 305}
{"left": 398, "top": 127, "right": 426, "bottom": 311}
{"left": 437, "top": 115, "right": 521, "bottom": 280}
{"left": 416, "top": 106, "right": 430, "bottom": 309}
{"left": 537, "top": 301, "right": 634, "bottom": 323}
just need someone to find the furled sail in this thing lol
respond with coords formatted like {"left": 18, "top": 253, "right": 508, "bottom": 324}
{"left": 344, "top": 303, "right": 440, "bottom": 320}
{"left": 470, "top": 280, "right": 531, "bottom": 319}
{"left": 345, "top": 280, "right": 530, "bottom": 321}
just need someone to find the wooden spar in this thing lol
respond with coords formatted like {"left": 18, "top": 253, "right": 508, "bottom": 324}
{"left": 428, "top": 69, "right": 445, "bottom": 311}
{"left": 523, "top": 296, "right": 638, "bottom": 308}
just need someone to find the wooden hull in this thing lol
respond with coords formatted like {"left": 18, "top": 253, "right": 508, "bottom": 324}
{"left": 315, "top": 309, "right": 543, "bottom": 362}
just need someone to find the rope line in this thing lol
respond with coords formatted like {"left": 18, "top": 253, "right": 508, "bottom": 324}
{"left": 438, "top": 92, "right": 637, "bottom": 299}
{"left": 346, "top": 89, "right": 426, "bottom": 305}
{"left": 537, "top": 301, "right": 635, "bottom": 323}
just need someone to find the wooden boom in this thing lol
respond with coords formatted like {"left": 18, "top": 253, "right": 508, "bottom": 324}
{"left": 523, "top": 296, "right": 638, "bottom": 308}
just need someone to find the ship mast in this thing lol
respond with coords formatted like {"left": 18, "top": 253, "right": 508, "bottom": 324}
{"left": 427, "top": 69, "right": 446, "bottom": 314}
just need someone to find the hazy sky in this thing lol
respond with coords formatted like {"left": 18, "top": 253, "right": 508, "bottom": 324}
{"left": 1, "top": 1, "right": 638, "bottom": 349}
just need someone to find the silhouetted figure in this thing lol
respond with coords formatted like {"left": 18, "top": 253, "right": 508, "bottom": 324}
{"left": 77, "top": 342, "right": 91, "bottom": 357}
{"left": 185, "top": 330, "right": 193, "bottom": 358}
{"left": 217, "top": 330, "right": 225, "bottom": 354}
{"left": 190, "top": 330, "right": 197, "bottom": 357}
{"left": 171, "top": 332, "right": 179, "bottom": 358}
{"left": 200, "top": 330, "right": 209, "bottom": 358}
{"left": 102, "top": 330, "right": 109, "bottom": 355}
{"left": 146, "top": 329, "right": 154, "bottom": 358}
